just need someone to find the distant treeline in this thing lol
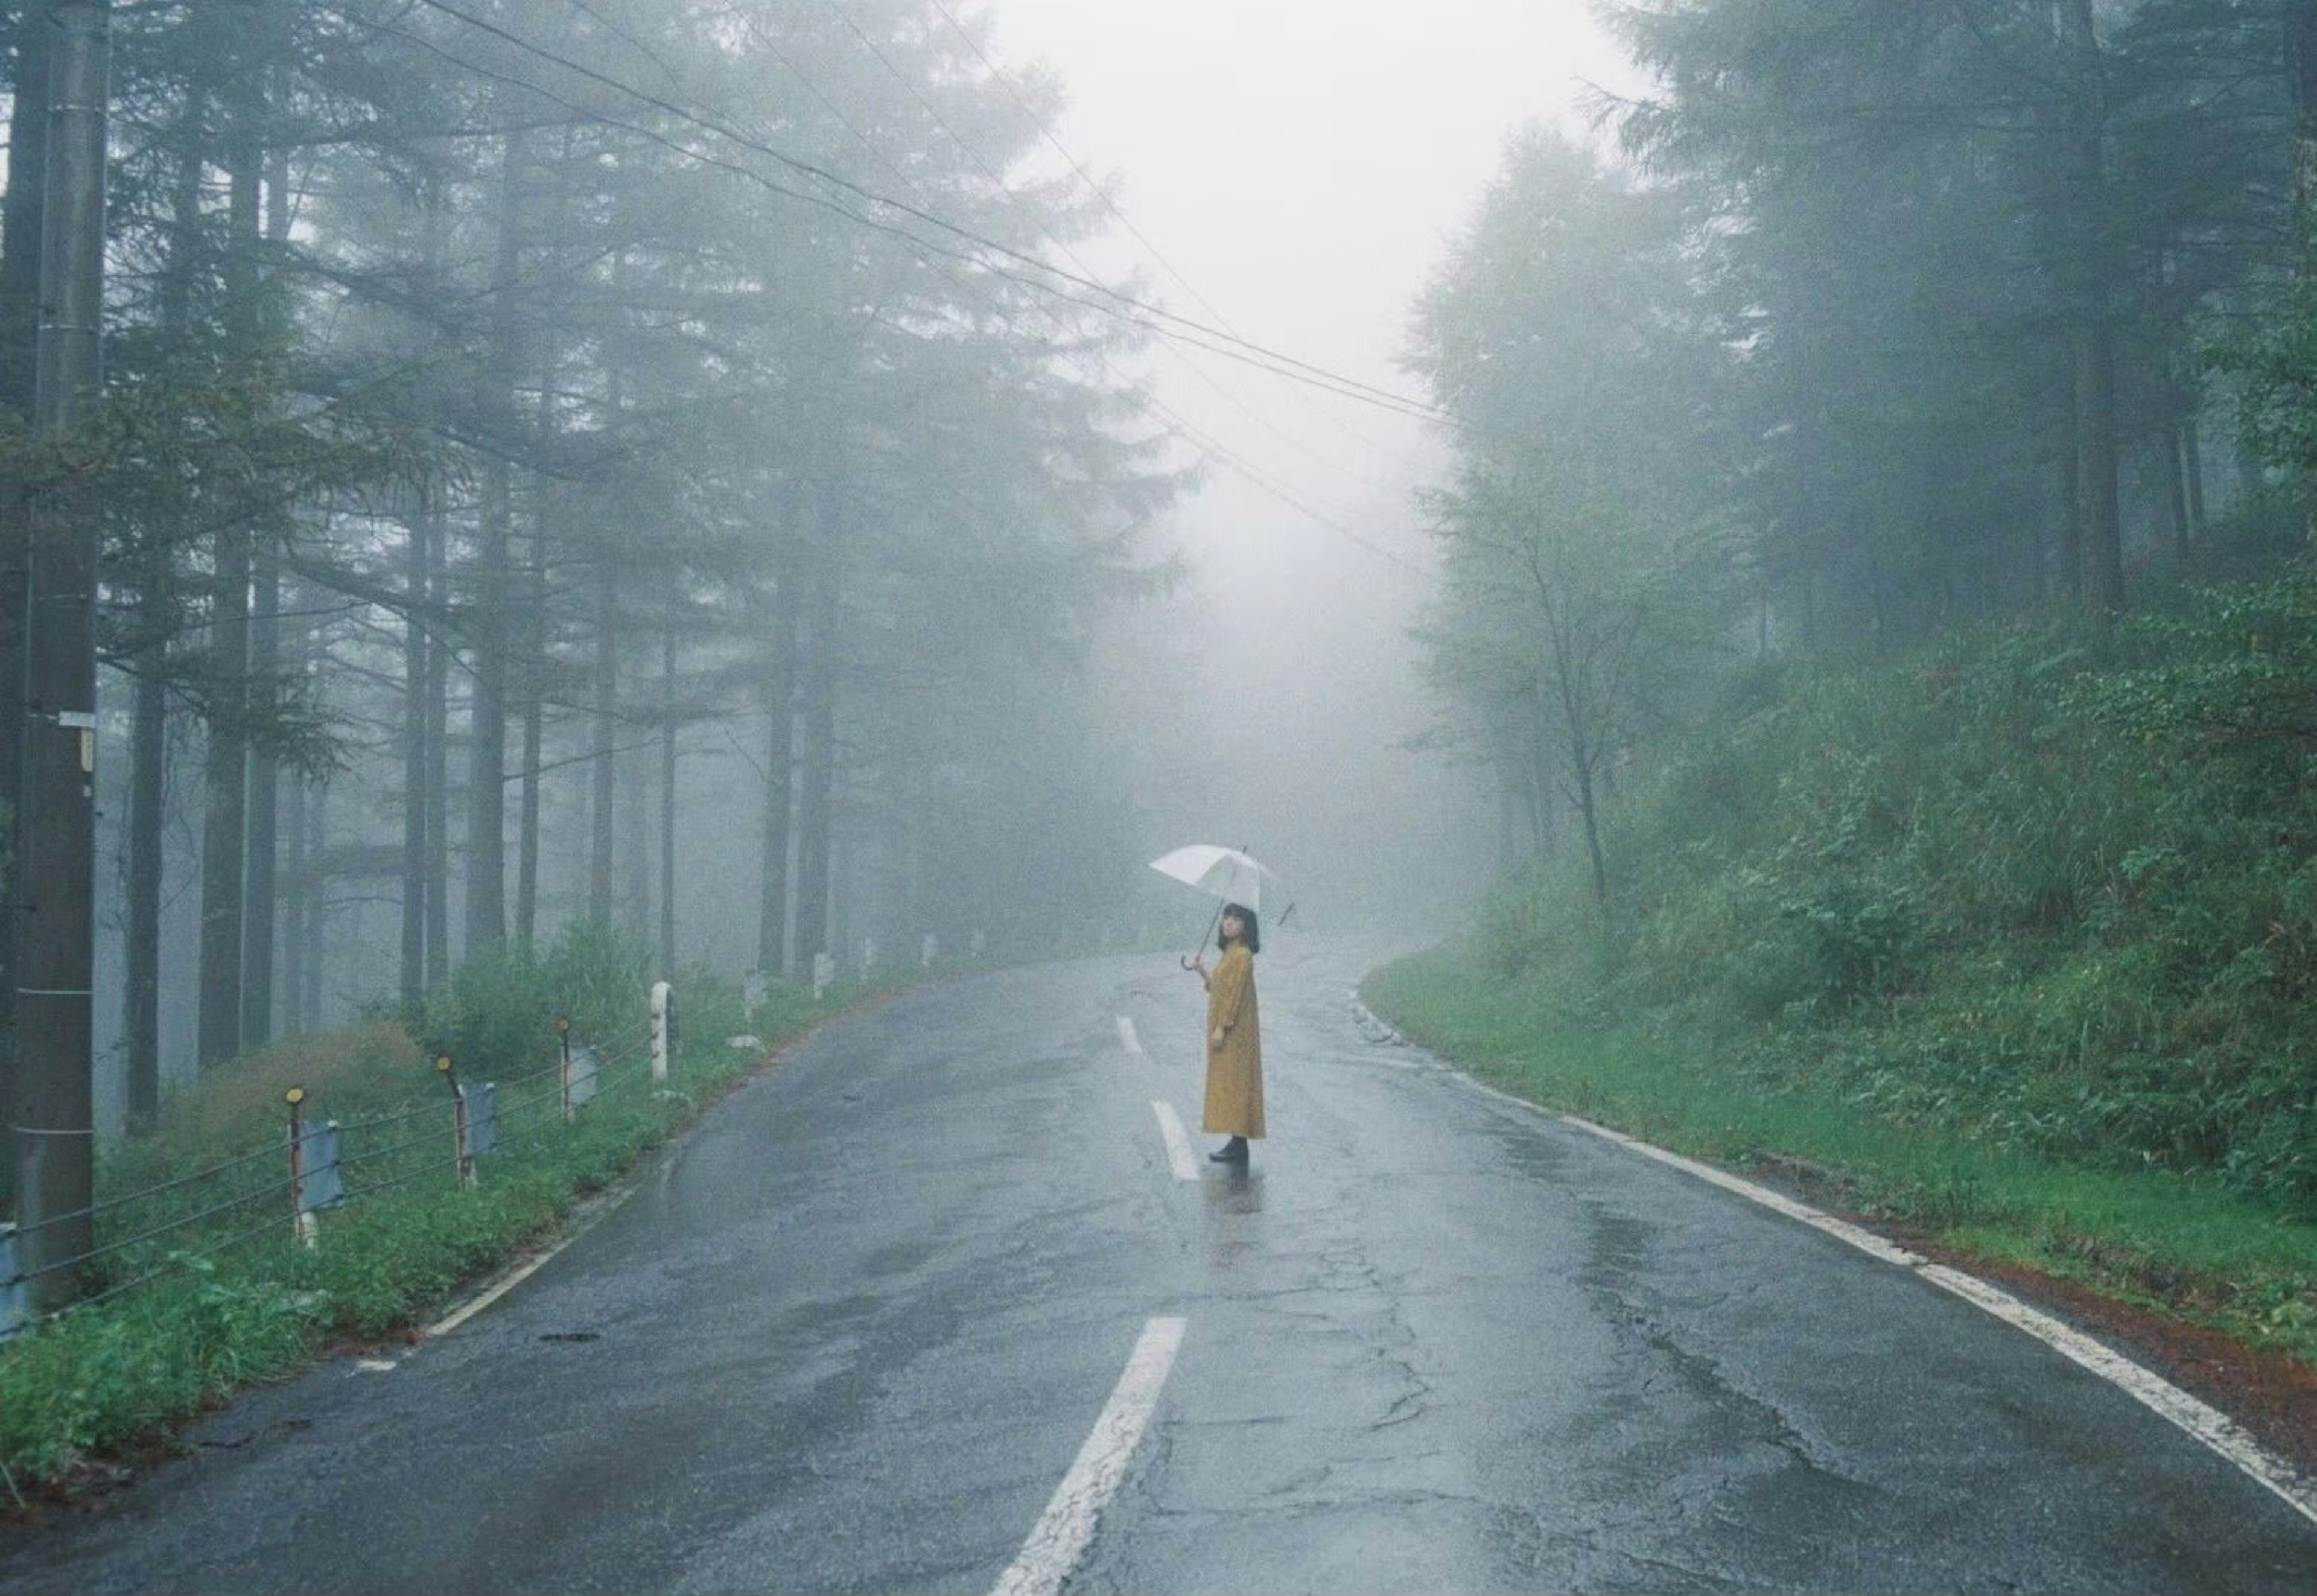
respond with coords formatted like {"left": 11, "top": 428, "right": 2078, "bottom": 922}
{"left": 1405, "top": 0, "right": 2317, "bottom": 886}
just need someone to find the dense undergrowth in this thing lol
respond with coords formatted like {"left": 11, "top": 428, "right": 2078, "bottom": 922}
{"left": 1368, "top": 571, "right": 2317, "bottom": 1362}
{"left": 0, "top": 921, "right": 899, "bottom": 1491}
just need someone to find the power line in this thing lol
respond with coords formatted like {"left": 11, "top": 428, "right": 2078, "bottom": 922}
{"left": 920, "top": 0, "right": 1403, "bottom": 460}
{"left": 803, "top": 0, "right": 1391, "bottom": 511}
{"left": 399, "top": 0, "right": 1453, "bottom": 425}
{"left": 766, "top": 3, "right": 1417, "bottom": 574}
{"left": 366, "top": 7, "right": 1443, "bottom": 425}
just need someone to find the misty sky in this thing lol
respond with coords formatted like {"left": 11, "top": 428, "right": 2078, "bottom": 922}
{"left": 984, "top": 0, "right": 1638, "bottom": 929}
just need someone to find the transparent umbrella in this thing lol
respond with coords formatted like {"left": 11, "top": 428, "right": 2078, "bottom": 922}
{"left": 1148, "top": 845, "right": 1290, "bottom": 968}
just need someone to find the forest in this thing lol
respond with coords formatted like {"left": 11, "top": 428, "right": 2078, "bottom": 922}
{"left": 10, "top": 0, "right": 2317, "bottom": 1463}
{"left": 0, "top": 0, "right": 1206, "bottom": 1146}
{"left": 1379, "top": 0, "right": 2317, "bottom": 1366}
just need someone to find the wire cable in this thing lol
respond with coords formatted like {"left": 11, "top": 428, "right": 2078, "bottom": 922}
{"left": 920, "top": 0, "right": 1405, "bottom": 459}
{"left": 14, "top": 1139, "right": 293, "bottom": 1238}
{"left": 25, "top": 1177, "right": 297, "bottom": 1286}
{"left": 395, "top": 0, "right": 1452, "bottom": 424}
{"left": 63, "top": 1213, "right": 297, "bottom": 1318}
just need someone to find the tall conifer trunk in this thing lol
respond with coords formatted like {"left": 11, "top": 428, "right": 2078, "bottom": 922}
{"left": 2059, "top": 0, "right": 2123, "bottom": 613}
{"left": 793, "top": 477, "right": 843, "bottom": 970}
{"left": 466, "top": 129, "right": 526, "bottom": 956}
{"left": 282, "top": 766, "right": 307, "bottom": 1039}
{"left": 589, "top": 547, "right": 618, "bottom": 923}
{"left": 239, "top": 130, "right": 292, "bottom": 1051}
{"left": 424, "top": 502, "right": 450, "bottom": 988}
{"left": 400, "top": 497, "right": 428, "bottom": 1007}
{"left": 196, "top": 93, "right": 264, "bottom": 1067}
{"left": 127, "top": 109, "right": 204, "bottom": 1121}
{"left": 757, "top": 567, "right": 798, "bottom": 977}
{"left": 659, "top": 613, "right": 678, "bottom": 973}
{"left": 301, "top": 782, "right": 327, "bottom": 1031}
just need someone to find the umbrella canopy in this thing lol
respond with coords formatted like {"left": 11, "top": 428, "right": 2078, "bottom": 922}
{"left": 1148, "top": 844, "right": 1280, "bottom": 913}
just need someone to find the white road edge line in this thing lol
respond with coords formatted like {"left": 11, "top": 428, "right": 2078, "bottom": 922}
{"left": 425, "top": 1235, "right": 582, "bottom": 1339}
{"left": 990, "top": 1315, "right": 1186, "bottom": 1596}
{"left": 1149, "top": 1100, "right": 1199, "bottom": 1183}
{"left": 1117, "top": 1016, "right": 1143, "bottom": 1056}
{"left": 1346, "top": 996, "right": 2317, "bottom": 1530}
{"left": 422, "top": 1161, "right": 649, "bottom": 1339}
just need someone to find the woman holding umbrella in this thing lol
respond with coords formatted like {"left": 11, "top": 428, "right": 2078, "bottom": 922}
{"left": 1190, "top": 902, "right": 1263, "bottom": 1163}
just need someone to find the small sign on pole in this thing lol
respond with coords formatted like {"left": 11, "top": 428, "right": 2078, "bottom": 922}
{"left": 300, "top": 1122, "right": 343, "bottom": 1213}
{"left": 567, "top": 1044, "right": 600, "bottom": 1110}
{"left": 287, "top": 1088, "right": 341, "bottom": 1248}
{"left": 466, "top": 1082, "right": 498, "bottom": 1158}
{"left": 0, "top": 1225, "right": 25, "bottom": 1340}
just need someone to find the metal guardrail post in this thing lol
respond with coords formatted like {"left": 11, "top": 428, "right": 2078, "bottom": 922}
{"left": 558, "top": 1018, "right": 574, "bottom": 1124}
{"left": 287, "top": 1089, "right": 316, "bottom": 1248}
{"left": 0, "top": 1225, "right": 23, "bottom": 1340}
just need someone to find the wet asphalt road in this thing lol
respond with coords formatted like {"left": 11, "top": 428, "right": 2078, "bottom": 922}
{"left": 3, "top": 944, "right": 2316, "bottom": 1594}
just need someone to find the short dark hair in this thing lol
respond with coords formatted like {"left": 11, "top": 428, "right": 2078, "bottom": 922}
{"left": 1219, "top": 902, "right": 1260, "bottom": 954}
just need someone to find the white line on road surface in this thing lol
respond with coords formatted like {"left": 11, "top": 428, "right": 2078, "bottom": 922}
{"left": 1399, "top": 1008, "right": 2317, "bottom": 1530}
{"left": 1545, "top": 1112, "right": 2317, "bottom": 1528}
{"left": 990, "top": 1316, "right": 1186, "bottom": 1596}
{"left": 425, "top": 1236, "right": 580, "bottom": 1340}
{"left": 1116, "top": 1016, "right": 1142, "bottom": 1055}
{"left": 1149, "top": 1100, "right": 1198, "bottom": 1183}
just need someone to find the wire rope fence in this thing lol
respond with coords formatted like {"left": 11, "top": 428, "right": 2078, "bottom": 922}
{"left": 0, "top": 987, "right": 687, "bottom": 1337}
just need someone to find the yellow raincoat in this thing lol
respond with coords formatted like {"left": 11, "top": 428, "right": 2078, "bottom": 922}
{"left": 1201, "top": 943, "right": 1264, "bottom": 1138}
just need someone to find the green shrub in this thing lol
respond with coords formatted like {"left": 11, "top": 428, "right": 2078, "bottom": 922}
{"left": 0, "top": 933, "right": 871, "bottom": 1488}
{"left": 1452, "top": 571, "right": 2317, "bottom": 1213}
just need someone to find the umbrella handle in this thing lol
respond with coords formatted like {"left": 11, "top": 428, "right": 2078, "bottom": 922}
{"left": 1183, "top": 895, "right": 1227, "bottom": 973}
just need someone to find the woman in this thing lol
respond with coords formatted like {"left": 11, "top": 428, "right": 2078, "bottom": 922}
{"left": 1190, "top": 902, "right": 1263, "bottom": 1163}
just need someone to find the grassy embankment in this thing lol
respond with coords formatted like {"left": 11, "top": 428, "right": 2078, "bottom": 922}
{"left": 0, "top": 921, "right": 916, "bottom": 1492}
{"left": 1365, "top": 582, "right": 2317, "bottom": 1370}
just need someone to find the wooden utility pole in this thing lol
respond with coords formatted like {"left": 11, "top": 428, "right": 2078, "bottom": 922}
{"left": 0, "top": 0, "right": 56, "bottom": 1209}
{"left": 16, "top": 0, "right": 111, "bottom": 1308}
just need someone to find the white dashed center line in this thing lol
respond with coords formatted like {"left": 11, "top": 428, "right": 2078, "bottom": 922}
{"left": 1149, "top": 1100, "right": 1198, "bottom": 1183}
{"left": 990, "top": 1315, "right": 1186, "bottom": 1596}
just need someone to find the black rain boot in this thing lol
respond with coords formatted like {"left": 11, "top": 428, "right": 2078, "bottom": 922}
{"left": 1209, "top": 1136, "right": 1248, "bottom": 1163}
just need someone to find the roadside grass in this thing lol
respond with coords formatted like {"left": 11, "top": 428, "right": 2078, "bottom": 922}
{"left": 1355, "top": 589, "right": 2317, "bottom": 1376}
{"left": 1365, "top": 943, "right": 2317, "bottom": 1373}
{"left": 0, "top": 941, "right": 921, "bottom": 1492}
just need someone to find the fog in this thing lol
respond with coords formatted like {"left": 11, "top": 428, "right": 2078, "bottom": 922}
{"left": 970, "top": 0, "right": 1638, "bottom": 935}
{"left": 37, "top": 0, "right": 1630, "bottom": 1127}
{"left": 14, "top": 0, "right": 2266, "bottom": 1136}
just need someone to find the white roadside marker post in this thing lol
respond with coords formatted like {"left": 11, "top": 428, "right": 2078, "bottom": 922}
{"left": 650, "top": 982, "right": 672, "bottom": 1083}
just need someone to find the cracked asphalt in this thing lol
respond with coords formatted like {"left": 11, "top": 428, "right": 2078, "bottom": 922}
{"left": 4, "top": 944, "right": 2316, "bottom": 1594}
